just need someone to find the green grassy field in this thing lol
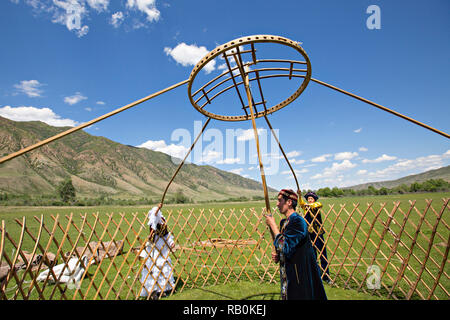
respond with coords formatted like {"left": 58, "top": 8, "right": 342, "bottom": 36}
{"left": 0, "top": 192, "right": 448, "bottom": 300}
{"left": 1, "top": 192, "right": 448, "bottom": 219}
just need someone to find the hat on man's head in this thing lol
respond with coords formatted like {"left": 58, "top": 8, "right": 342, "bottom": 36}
{"left": 304, "top": 191, "right": 319, "bottom": 201}
{"left": 278, "top": 189, "right": 298, "bottom": 201}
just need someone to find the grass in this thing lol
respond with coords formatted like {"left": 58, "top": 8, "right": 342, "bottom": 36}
{"left": 0, "top": 192, "right": 448, "bottom": 300}
{"left": 1, "top": 192, "right": 448, "bottom": 218}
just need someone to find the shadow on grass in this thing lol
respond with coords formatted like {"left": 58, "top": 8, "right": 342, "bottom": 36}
{"left": 240, "top": 292, "right": 280, "bottom": 300}
{"left": 183, "top": 287, "right": 280, "bottom": 300}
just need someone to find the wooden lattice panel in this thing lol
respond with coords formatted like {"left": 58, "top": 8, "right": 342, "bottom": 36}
{"left": 0, "top": 199, "right": 448, "bottom": 300}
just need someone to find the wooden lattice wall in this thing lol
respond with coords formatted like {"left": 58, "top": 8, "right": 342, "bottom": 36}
{"left": 0, "top": 199, "right": 448, "bottom": 300}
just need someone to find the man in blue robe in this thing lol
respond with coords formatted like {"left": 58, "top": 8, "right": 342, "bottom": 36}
{"left": 265, "top": 189, "right": 327, "bottom": 300}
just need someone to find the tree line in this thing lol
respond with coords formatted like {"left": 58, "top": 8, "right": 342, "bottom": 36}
{"left": 0, "top": 178, "right": 449, "bottom": 206}
{"left": 311, "top": 178, "right": 450, "bottom": 198}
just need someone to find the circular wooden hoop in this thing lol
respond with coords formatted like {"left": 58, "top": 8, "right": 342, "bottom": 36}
{"left": 188, "top": 35, "right": 312, "bottom": 121}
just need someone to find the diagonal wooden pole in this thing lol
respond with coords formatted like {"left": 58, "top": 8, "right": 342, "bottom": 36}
{"left": 0, "top": 79, "right": 190, "bottom": 164}
{"left": 158, "top": 117, "right": 211, "bottom": 209}
{"left": 311, "top": 78, "right": 450, "bottom": 139}
{"left": 263, "top": 115, "right": 300, "bottom": 193}
{"left": 150, "top": 116, "right": 211, "bottom": 221}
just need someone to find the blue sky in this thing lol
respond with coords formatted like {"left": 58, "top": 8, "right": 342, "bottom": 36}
{"left": 1, "top": 0, "right": 449, "bottom": 191}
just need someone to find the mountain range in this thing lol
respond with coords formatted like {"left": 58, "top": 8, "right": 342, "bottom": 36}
{"left": 0, "top": 116, "right": 277, "bottom": 201}
{"left": 1, "top": 116, "right": 448, "bottom": 200}
{"left": 347, "top": 165, "right": 450, "bottom": 190}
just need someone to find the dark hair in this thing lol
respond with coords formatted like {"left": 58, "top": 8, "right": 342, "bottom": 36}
{"left": 304, "top": 191, "right": 319, "bottom": 201}
{"left": 280, "top": 194, "right": 297, "bottom": 210}
{"left": 149, "top": 222, "right": 169, "bottom": 243}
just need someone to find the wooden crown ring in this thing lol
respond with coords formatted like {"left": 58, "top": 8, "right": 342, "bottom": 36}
{"left": 187, "top": 35, "right": 312, "bottom": 122}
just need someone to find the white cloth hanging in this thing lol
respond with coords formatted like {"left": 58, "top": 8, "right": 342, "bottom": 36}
{"left": 139, "top": 207, "right": 175, "bottom": 296}
{"left": 36, "top": 255, "right": 88, "bottom": 285}
{"left": 147, "top": 206, "right": 162, "bottom": 231}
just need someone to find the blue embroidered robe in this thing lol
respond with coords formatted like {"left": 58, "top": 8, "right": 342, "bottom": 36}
{"left": 274, "top": 212, "right": 327, "bottom": 300}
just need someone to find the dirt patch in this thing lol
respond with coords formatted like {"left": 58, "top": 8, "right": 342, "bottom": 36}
{"left": 192, "top": 238, "right": 257, "bottom": 248}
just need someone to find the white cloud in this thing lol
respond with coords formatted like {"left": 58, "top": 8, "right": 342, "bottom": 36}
{"left": 354, "top": 128, "right": 362, "bottom": 133}
{"left": 110, "top": 11, "right": 124, "bottom": 28}
{"left": 228, "top": 168, "right": 244, "bottom": 175}
{"left": 164, "top": 43, "right": 216, "bottom": 74}
{"left": 236, "top": 128, "right": 264, "bottom": 142}
{"left": 331, "top": 160, "right": 357, "bottom": 171}
{"left": 138, "top": 139, "right": 165, "bottom": 149}
{"left": 200, "top": 150, "right": 222, "bottom": 163}
{"left": 362, "top": 154, "right": 397, "bottom": 163}
{"left": 76, "top": 25, "right": 89, "bottom": 37}
{"left": 11, "top": 0, "right": 160, "bottom": 36}
{"left": 306, "top": 150, "right": 450, "bottom": 189}
{"left": 52, "top": 0, "right": 90, "bottom": 37}
{"left": 0, "top": 105, "right": 77, "bottom": 127}
{"left": 14, "top": 80, "right": 45, "bottom": 98}
{"left": 310, "top": 173, "right": 324, "bottom": 180}
{"left": 286, "top": 150, "right": 301, "bottom": 158}
{"left": 291, "top": 159, "right": 306, "bottom": 165}
{"left": 217, "top": 157, "right": 241, "bottom": 164}
{"left": 281, "top": 169, "right": 308, "bottom": 175}
{"left": 137, "top": 139, "right": 189, "bottom": 159}
{"left": 311, "top": 160, "right": 357, "bottom": 180}
{"left": 96, "top": 101, "right": 105, "bottom": 105}
{"left": 311, "top": 154, "right": 332, "bottom": 163}
{"left": 64, "top": 92, "right": 87, "bottom": 105}
{"left": 359, "top": 147, "right": 368, "bottom": 152}
{"left": 334, "top": 151, "right": 358, "bottom": 161}
{"left": 260, "top": 152, "right": 282, "bottom": 161}
{"left": 86, "top": 0, "right": 109, "bottom": 12}
{"left": 126, "top": 0, "right": 160, "bottom": 22}
{"left": 366, "top": 150, "right": 450, "bottom": 180}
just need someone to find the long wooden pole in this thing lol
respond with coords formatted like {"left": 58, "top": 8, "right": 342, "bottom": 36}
{"left": 232, "top": 54, "right": 276, "bottom": 243}
{"left": 311, "top": 78, "right": 450, "bottom": 139}
{"left": 0, "top": 79, "right": 190, "bottom": 164}
{"left": 233, "top": 56, "right": 271, "bottom": 213}
{"left": 158, "top": 117, "right": 211, "bottom": 210}
{"left": 263, "top": 115, "right": 300, "bottom": 193}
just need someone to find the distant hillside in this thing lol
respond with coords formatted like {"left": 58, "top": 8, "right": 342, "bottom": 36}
{"left": 348, "top": 165, "right": 450, "bottom": 191}
{"left": 0, "top": 116, "right": 277, "bottom": 201}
